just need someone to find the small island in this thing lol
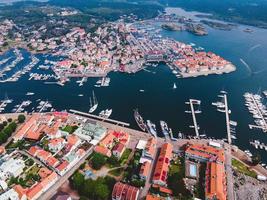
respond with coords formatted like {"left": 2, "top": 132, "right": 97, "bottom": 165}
{"left": 161, "top": 23, "right": 182, "bottom": 31}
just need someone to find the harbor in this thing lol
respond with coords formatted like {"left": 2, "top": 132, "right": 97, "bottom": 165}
{"left": 244, "top": 92, "right": 267, "bottom": 132}
{"left": 0, "top": 9, "right": 267, "bottom": 163}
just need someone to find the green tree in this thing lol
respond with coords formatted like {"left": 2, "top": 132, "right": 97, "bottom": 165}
{"left": 81, "top": 179, "right": 95, "bottom": 197}
{"left": 107, "top": 155, "right": 119, "bottom": 167}
{"left": 252, "top": 153, "right": 261, "bottom": 165}
{"left": 70, "top": 172, "right": 84, "bottom": 190}
{"left": 18, "top": 114, "right": 26, "bottom": 123}
{"left": 7, "top": 118, "right": 12, "bottom": 123}
{"left": 95, "top": 182, "right": 109, "bottom": 200}
{"left": 0, "top": 124, "right": 4, "bottom": 131}
{"left": 91, "top": 153, "right": 106, "bottom": 170}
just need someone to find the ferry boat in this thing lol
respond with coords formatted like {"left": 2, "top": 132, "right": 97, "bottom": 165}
{"left": 89, "top": 91, "right": 98, "bottom": 113}
{"left": 99, "top": 109, "right": 112, "bottom": 118}
{"left": 146, "top": 120, "right": 157, "bottom": 137}
{"left": 134, "top": 109, "right": 147, "bottom": 132}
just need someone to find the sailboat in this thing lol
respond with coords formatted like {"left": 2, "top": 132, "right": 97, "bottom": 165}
{"left": 89, "top": 91, "right": 98, "bottom": 113}
{"left": 173, "top": 83, "right": 177, "bottom": 89}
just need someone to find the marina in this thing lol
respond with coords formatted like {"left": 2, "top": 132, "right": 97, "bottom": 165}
{"left": 12, "top": 100, "right": 32, "bottom": 113}
{"left": 244, "top": 92, "right": 267, "bottom": 132}
{"left": 0, "top": 8, "right": 267, "bottom": 163}
{"left": 250, "top": 140, "right": 267, "bottom": 151}
{"left": 94, "top": 77, "right": 110, "bottom": 87}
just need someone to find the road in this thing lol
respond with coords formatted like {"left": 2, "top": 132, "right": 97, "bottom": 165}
{"left": 38, "top": 146, "right": 94, "bottom": 200}
{"left": 224, "top": 145, "right": 235, "bottom": 200}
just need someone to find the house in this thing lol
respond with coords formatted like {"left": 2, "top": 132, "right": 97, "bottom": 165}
{"left": 65, "top": 134, "right": 81, "bottom": 152}
{"left": 94, "top": 145, "right": 111, "bottom": 157}
{"left": 56, "top": 161, "right": 69, "bottom": 176}
{"left": 112, "top": 182, "right": 139, "bottom": 200}
{"left": 13, "top": 113, "right": 67, "bottom": 142}
{"left": 152, "top": 143, "right": 173, "bottom": 186}
{"left": 13, "top": 172, "right": 59, "bottom": 200}
{"left": 205, "top": 162, "right": 227, "bottom": 200}
{"left": 74, "top": 122, "right": 107, "bottom": 142}
{"left": 185, "top": 143, "right": 225, "bottom": 164}
{"left": 28, "top": 146, "right": 59, "bottom": 168}
{"left": 112, "top": 143, "right": 125, "bottom": 159}
{"left": 0, "top": 188, "right": 20, "bottom": 200}
{"left": 26, "top": 172, "right": 58, "bottom": 200}
{"left": 139, "top": 161, "right": 151, "bottom": 180}
{"left": 143, "top": 137, "right": 156, "bottom": 159}
{"left": 185, "top": 143, "right": 226, "bottom": 200}
{"left": 48, "top": 138, "right": 65, "bottom": 152}
{"left": 0, "top": 158, "right": 25, "bottom": 180}
{"left": 112, "top": 131, "right": 130, "bottom": 146}
{"left": 99, "top": 132, "right": 115, "bottom": 148}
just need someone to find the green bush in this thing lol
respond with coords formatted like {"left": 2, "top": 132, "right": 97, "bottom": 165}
{"left": 18, "top": 114, "right": 26, "bottom": 123}
{"left": 91, "top": 153, "right": 106, "bottom": 170}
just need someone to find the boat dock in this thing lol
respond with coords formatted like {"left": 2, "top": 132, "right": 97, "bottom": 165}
{"left": 250, "top": 140, "right": 267, "bottom": 151}
{"left": 185, "top": 99, "right": 201, "bottom": 138}
{"left": 69, "top": 109, "right": 130, "bottom": 127}
{"left": 244, "top": 92, "right": 267, "bottom": 132}
{"left": 38, "top": 101, "right": 50, "bottom": 113}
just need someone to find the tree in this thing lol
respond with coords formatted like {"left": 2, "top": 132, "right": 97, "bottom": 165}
{"left": 107, "top": 155, "right": 119, "bottom": 167}
{"left": 91, "top": 153, "right": 106, "bottom": 170}
{"left": 0, "top": 124, "right": 4, "bottom": 131}
{"left": 167, "top": 172, "right": 191, "bottom": 198}
{"left": 252, "top": 153, "right": 261, "bottom": 165}
{"left": 7, "top": 118, "right": 12, "bottom": 123}
{"left": 81, "top": 179, "right": 95, "bottom": 197}
{"left": 95, "top": 182, "right": 109, "bottom": 200}
{"left": 70, "top": 172, "right": 84, "bottom": 190}
{"left": 2, "top": 121, "right": 7, "bottom": 126}
{"left": 18, "top": 115, "right": 26, "bottom": 123}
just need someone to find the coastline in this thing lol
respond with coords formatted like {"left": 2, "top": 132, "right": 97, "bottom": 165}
{"left": 2, "top": 111, "right": 267, "bottom": 179}
{"left": 179, "top": 63, "right": 236, "bottom": 78}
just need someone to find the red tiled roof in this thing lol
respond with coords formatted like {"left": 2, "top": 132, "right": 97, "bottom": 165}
{"left": 94, "top": 145, "right": 111, "bottom": 157}
{"left": 152, "top": 143, "right": 173, "bottom": 185}
{"left": 56, "top": 160, "right": 69, "bottom": 172}
{"left": 112, "top": 182, "right": 139, "bottom": 200}
{"left": 112, "top": 143, "right": 125, "bottom": 153}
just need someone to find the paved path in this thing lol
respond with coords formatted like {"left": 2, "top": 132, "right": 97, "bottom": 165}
{"left": 225, "top": 145, "right": 235, "bottom": 200}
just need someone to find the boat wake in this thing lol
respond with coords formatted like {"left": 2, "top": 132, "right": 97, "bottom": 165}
{"left": 240, "top": 58, "right": 267, "bottom": 77}
{"left": 240, "top": 58, "right": 252, "bottom": 75}
{"left": 249, "top": 44, "right": 261, "bottom": 53}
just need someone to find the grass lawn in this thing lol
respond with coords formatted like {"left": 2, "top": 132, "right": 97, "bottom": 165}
{"left": 27, "top": 165, "right": 40, "bottom": 175}
{"left": 232, "top": 158, "right": 257, "bottom": 178}
{"left": 61, "top": 125, "right": 78, "bottom": 134}
{"left": 119, "top": 148, "right": 132, "bottom": 165}
{"left": 169, "top": 157, "right": 184, "bottom": 177}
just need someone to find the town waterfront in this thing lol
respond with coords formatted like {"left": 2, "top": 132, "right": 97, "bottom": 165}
{"left": 1, "top": 8, "right": 267, "bottom": 161}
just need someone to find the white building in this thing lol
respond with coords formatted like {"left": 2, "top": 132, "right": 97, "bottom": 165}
{"left": 0, "top": 189, "right": 20, "bottom": 200}
{"left": 0, "top": 158, "right": 25, "bottom": 180}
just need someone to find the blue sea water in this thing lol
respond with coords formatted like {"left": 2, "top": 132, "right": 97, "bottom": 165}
{"left": 1, "top": 9, "right": 267, "bottom": 161}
